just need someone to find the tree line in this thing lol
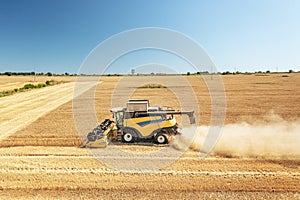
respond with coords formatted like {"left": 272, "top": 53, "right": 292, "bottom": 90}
{"left": 0, "top": 72, "right": 76, "bottom": 76}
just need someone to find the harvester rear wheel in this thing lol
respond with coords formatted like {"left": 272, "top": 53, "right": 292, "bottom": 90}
{"left": 154, "top": 133, "right": 168, "bottom": 144}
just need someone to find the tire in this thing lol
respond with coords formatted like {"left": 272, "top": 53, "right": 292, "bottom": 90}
{"left": 122, "top": 128, "right": 136, "bottom": 143}
{"left": 154, "top": 133, "right": 168, "bottom": 144}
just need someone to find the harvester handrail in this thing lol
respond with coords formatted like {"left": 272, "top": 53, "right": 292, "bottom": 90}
{"left": 147, "top": 110, "right": 195, "bottom": 124}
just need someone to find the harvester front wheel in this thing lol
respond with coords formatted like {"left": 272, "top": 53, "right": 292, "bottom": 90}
{"left": 122, "top": 128, "right": 137, "bottom": 143}
{"left": 154, "top": 133, "right": 168, "bottom": 144}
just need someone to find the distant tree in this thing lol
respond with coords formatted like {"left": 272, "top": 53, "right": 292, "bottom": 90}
{"left": 4, "top": 72, "right": 12, "bottom": 76}
{"left": 46, "top": 72, "right": 53, "bottom": 76}
{"left": 65, "top": 72, "right": 69, "bottom": 76}
{"left": 289, "top": 69, "right": 294, "bottom": 73}
{"left": 23, "top": 84, "right": 35, "bottom": 89}
{"left": 45, "top": 80, "right": 52, "bottom": 85}
{"left": 222, "top": 71, "right": 231, "bottom": 75}
{"left": 187, "top": 72, "right": 190, "bottom": 76}
{"left": 266, "top": 70, "right": 270, "bottom": 73}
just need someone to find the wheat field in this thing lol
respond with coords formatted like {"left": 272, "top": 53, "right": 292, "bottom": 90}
{"left": 0, "top": 74, "right": 299, "bottom": 199}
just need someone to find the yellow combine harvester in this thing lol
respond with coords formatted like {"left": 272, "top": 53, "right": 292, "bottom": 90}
{"left": 85, "top": 100, "right": 195, "bottom": 148}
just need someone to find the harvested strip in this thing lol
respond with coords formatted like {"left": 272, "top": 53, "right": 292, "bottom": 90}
{"left": 0, "top": 81, "right": 99, "bottom": 140}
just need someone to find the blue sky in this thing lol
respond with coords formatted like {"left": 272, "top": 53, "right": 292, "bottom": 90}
{"left": 0, "top": 0, "right": 299, "bottom": 74}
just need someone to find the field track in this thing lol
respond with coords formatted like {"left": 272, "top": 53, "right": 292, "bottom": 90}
{"left": 0, "top": 83, "right": 75, "bottom": 141}
{"left": 0, "top": 81, "right": 98, "bottom": 141}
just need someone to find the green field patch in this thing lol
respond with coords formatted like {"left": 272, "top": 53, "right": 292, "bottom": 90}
{"left": 129, "top": 84, "right": 188, "bottom": 89}
{"left": 138, "top": 83, "right": 167, "bottom": 89}
{"left": 0, "top": 80, "right": 66, "bottom": 97}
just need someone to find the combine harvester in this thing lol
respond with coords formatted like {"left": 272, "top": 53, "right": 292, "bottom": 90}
{"left": 85, "top": 100, "right": 195, "bottom": 148}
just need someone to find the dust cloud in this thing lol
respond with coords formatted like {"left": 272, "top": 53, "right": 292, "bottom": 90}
{"left": 172, "top": 118, "right": 300, "bottom": 159}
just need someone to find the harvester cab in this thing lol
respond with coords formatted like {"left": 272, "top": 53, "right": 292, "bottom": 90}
{"left": 84, "top": 100, "right": 195, "bottom": 148}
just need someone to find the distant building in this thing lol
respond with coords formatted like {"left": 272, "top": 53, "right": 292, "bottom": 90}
{"left": 131, "top": 69, "right": 135, "bottom": 75}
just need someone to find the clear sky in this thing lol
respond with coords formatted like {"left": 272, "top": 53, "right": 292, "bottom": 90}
{"left": 0, "top": 0, "right": 299, "bottom": 74}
